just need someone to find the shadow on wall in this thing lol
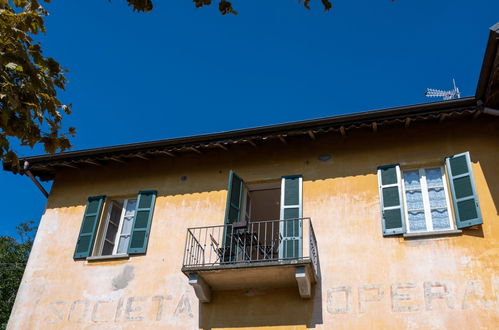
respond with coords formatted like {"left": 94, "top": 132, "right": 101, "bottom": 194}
{"left": 478, "top": 158, "right": 499, "bottom": 217}
{"left": 199, "top": 232, "right": 324, "bottom": 329}
{"left": 198, "top": 285, "right": 322, "bottom": 329}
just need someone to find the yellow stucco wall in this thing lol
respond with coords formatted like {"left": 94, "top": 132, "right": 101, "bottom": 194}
{"left": 7, "top": 116, "right": 499, "bottom": 329}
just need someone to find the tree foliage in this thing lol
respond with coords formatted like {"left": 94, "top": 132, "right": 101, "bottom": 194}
{"left": 0, "top": 0, "right": 74, "bottom": 171}
{"left": 128, "top": 1, "right": 334, "bottom": 15}
{"left": 0, "top": 221, "right": 36, "bottom": 329}
{"left": 0, "top": 0, "right": 332, "bottom": 171}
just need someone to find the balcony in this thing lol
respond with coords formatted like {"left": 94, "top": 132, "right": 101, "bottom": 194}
{"left": 181, "top": 218, "right": 318, "bottom": 302}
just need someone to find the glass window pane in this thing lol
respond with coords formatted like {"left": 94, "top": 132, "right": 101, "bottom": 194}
{"left": 121, "top": 216, "right": 133, "bottom": 235}
{"left": 403, "top": 170, "right": 421, "bottom": 189}
{"left": 125, "top": 199, "right": 137, "bottom": 217}
{"left": 428, "top": 187, "right": 447, "bottom": 208}
{"left": 425, "top": 168, "right": 443, "bottom": 187}
{"left": 105, "top": 222, "right": 119, "bottom": 242}
{"left": 408, "top": 211, "right": 426, "bottom": 231}
{"left": 109, "top": 201, "right": 123, "bottom": 225}
{"left": 117, "top": 235, "right": 130, "bottom": 254}
{"left": 405, "top": 190, "right": 424, "bottom": 210}
{"left": 431, "top": 209, "right": 451, "bottom": 230}
{"left": 102, "top": 241, "right": 114, "bottom": 256}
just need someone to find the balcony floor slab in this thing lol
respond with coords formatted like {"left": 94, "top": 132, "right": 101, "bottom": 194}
{"left": 182, "top": 259, "right": 316, "bottom": 294}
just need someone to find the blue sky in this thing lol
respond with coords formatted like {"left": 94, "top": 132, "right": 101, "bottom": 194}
{"left": 1, "top": 0, "right": 498, "bottom": 238}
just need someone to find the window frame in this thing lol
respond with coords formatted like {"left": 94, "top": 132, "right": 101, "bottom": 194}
{"left": 401, "top": 165, "right": 455, "bottom": 234}
{"left": 97, "top": 197, "right": 137, "bottom": 256}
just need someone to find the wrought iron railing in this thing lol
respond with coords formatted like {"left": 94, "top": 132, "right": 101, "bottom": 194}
{"left": 182, "top": 218, "right": 317, "bottom": 269}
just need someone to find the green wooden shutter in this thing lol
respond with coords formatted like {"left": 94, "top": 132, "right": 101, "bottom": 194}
{"left": 279, "top": 175, "right": 303, "bottom": 259}
{"left": 378, "top": 164, "right": 406, "bottom": 236}
{"left": 224, "top": 171, "right": 245, "bottom": 225}
{"left": 128, "top": 190, "right": 157, "bottom": 254}
{"left": 446, "top": 152, "right": 482, "bottom": 228}
{"left": 222, "top": 171, "right": 245, "bottom": 255}
{"left": 74, "top": 196, "right": 106, "bottom": 259}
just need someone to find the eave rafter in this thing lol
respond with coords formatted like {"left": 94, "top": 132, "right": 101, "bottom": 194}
{"left": 15, "top": 101, "right": 480, "bottom": 181}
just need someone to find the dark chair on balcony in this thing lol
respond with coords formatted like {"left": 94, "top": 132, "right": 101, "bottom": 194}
{"left": 209, "top": 234, "right": 231, "bottom": 264}
{"left": 259, "top": 232, "right": 282, "bottom": 260}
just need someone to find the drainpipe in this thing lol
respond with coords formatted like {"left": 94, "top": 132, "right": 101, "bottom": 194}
{"left": 23, "top": 161, "right": 49, "bottom": 198}
{"left": 484, "top": 107, "right": 499, "bottom": 116}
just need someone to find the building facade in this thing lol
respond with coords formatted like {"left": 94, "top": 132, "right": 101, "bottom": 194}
{"left": 5, "top": 24, "right": 499, "bottom": 329}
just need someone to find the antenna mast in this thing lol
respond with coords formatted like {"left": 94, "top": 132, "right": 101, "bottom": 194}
{"left": 424, "top": 79, "right": 461, "bottom": 100}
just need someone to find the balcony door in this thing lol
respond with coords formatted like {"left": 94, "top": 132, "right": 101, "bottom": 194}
{"left": 224, "top": 171, "right": 303, "bottom": 260}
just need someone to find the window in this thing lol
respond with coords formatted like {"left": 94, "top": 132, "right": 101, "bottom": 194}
{"left": 73, "top": 191, "right": 157, "bottom": 259}
{"left": 98, "top": 198, "right": 137, "bottom": 256}
{"left": 378, "top": 152, "right": 482, "bottom": 236}
{"left": 402, "top": 167, "right": 454, "bottom": 233}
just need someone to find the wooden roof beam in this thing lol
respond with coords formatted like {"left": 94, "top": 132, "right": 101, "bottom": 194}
{"left": 439, "top": 113, "right": 446, "bottom": 123}
{"left": 134, "top": 154, "right": 150, "bottom": 160}
{"left": 215, "top": 143, "right": 228, "bottom": 151}
{"left": 246, "top": 139, "right": 257, "bottom": 148}
{"left": 307, "top": 130, "right": 316, "bottom": 140}
{"left": 106, "top": 157, "right": 127, "bottom": 164}
{"left": 339, "top": 126, "right": 346, "bottom": 136}
{"left": 372, "top": 122, "right": 378, "bottom": 133}
{"left": 156, "top": 150, "right": 176, "bottom": 157}
{"left": 56, "top": 162, "right": 79, "bottom": 169}
{"left": 278, "top": 135, "right": 287, "bottom": 144}
{"left": 188, "top": 147, "right": 202, "bottom": 154}
{"left": 80, "top": 159, "right": 103, "bottom": 167}
{"left": 405, "top": 117, "right": 411, "bottom": 128}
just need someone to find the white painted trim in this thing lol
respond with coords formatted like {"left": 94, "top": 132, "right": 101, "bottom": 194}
{"left": 239, "top": 186, "right": 251, "bottom": 223}
{"left": 86, "top": 254, "right": 129, "bottom": 262}
{"left": 441, "top": 167, "right": 456, "bottom": 230}
{"left": 97, "top": 198, "right": 138, "bottom": 256}
{"left": 279, "top": 176, "right": 303, "bottom": 259}
{"left": 97, "top": 202, "right": 114, "bottom": 256}
{"left": 112, "top": 199, "right": 128, "bottom": 255}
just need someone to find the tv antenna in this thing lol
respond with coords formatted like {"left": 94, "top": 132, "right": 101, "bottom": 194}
{"left": 424, "top": 79, "right": 461, "bottom": 100}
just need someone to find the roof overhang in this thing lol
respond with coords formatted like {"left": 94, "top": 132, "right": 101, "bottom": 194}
{"left": 476, "top": 22, "right": 499, "bottom": 108}
{"left": 3, "top": 97, "right": 479, "bottom": 181}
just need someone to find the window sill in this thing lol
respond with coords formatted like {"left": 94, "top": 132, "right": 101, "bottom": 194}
{"left": 86, "top": 254, "right": 130, "bottom": 262}
{"left": 403, "top": 229, "right": 462, "bottom": 239}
